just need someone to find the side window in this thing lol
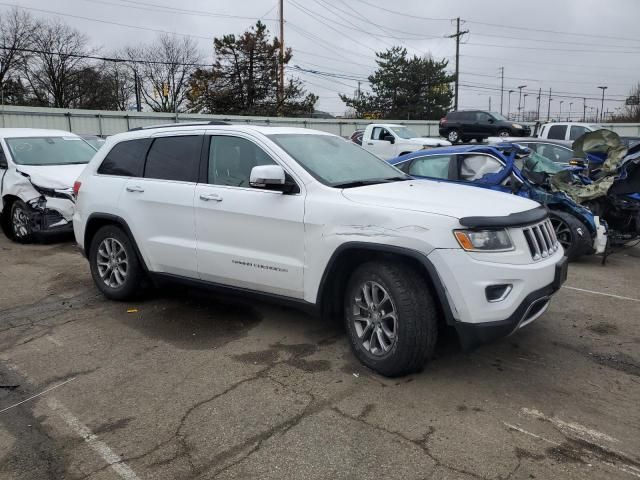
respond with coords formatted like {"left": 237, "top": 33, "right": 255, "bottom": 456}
{"left": 408, "top": 155, "right": 451, "bottom": 179}
{"left": 476, "top": 112, "right": 491, "bottom": 123}
{"left": 208, "top": 136, "right": 276, "bottom": 187}
{"left": 372, "top": 127, "right": 386, "bottom": 140}
{"left": 547, "top": 125, "right": 567, "bottom": 140}
{"left": 144, "top": 135, "right": 202, "bottom": 182}
{"left": 569, "top": 126, "right": 589, "bottom": 140}
{"left": 98, "top": 138, "right": 151, "bottom": 177}
{"left": 540, "top": 144, "right": 573, "bottom": 163}
{"left": 460, "top": 155, "right": 504, "bottom": 181}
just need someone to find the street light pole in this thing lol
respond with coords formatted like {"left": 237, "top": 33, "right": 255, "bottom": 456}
{"left": 559, "top": 101, "right": 564, "bottom": 121}
{"left": 597, "top": 86, "right": 607, "bottom": 123}
{"left": 507, "top": 89, "right": 514, "bottom": 120}
{"left": 522, "top": 94, "right": 528, "bottom": 121}
{"left": 569, "top": 102, "right": 573, "bottom": 121}
{"left": 517, "top": 85, "right": 526, "bottom": 122}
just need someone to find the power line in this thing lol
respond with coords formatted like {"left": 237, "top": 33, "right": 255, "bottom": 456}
{"left": 465, "top": 40, "right": 640, "bottom": 55}
{"left": 351, "top": 0, "right": 452, "bottom": 21}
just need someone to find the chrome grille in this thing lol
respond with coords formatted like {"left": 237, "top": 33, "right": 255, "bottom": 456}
{"left": 522, "top": 219, "right": 560, "bottom": 261}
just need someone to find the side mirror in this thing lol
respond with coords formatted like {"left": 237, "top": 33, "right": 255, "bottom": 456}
{"left": 487, "top": 118, "right": 495, "bottom": 124}
{"left": 383, "top": 134, "right": 395, "bottom": 144}
{"left": 250, "top": 165, "right": 298, "bottom": 193}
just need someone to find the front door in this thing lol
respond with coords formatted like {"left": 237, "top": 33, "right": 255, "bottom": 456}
{"left": 194, "top": 134, "right": 306, "bottom": 299}
{"left": 367, "top": 127, "right": 394, "bottom": 159}
{"left": 119, "top": 133, "right": 202, "bottom": 277}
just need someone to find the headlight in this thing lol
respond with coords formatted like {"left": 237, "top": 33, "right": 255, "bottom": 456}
{"left": 454, "top": 229, "right": 514, "bottom": 251}
{"left": 511, "top": 123, "right": 523, "bottom": 129}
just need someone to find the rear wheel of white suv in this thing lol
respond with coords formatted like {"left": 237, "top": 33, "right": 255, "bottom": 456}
{"left": 344, "top": 261, "right": 438, "bottom": 377}
{"left": 89, "top": 225, "right": 144, "bottom": 300}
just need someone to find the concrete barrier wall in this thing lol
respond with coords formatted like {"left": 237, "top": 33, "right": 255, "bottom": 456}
{"left": 1, "top": 105, "right": 639, "bottom": 138}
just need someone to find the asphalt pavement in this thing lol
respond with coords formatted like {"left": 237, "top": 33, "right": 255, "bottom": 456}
{"left": 1, "top": 234, "right": 639, "bottom": 480}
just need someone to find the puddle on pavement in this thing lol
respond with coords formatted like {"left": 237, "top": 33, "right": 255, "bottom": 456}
{"left": 118, "top": 288, "right": 262, "bottom": 350}
{"left": 232, "top": 342, "right": 332, "bottom": 372}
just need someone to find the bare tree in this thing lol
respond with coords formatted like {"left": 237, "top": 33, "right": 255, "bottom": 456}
{"left": 0, "top": 8, "right": 35, "bottom": 84}
{"left": 23, "top": 19, "right": 93, "bottom": 107}
{"left": 127, "top": 34, "right": 200, "bottom": 112}
{"left": 104, "top": 56, "right": 136, "bottom": 110}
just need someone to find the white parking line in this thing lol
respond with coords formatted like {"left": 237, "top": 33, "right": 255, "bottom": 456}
{"left": 563, "top": 286, "right": 640, "bottom": 303}
{"left": 521, "top": 408, "right": 619, "bottom": 444}
{"left": 47, "top": 397, "right": 141, "bottom": 480}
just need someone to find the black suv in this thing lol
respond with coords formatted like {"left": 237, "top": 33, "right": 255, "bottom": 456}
{"left": 439, "top": 110, "right": 530, "bottom": 143}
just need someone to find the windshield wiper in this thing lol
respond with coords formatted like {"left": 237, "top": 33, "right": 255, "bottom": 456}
{"left": 333, "top": 176, "right": 409, "bottom": 189}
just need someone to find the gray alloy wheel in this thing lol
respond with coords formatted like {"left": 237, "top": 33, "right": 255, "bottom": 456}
{"left": 12, "top": 205, "right": 30, "bottom": 240}
{"left": 351, "top": 280, "right": 398, "bottom": 356}
{"left": 447, "top": 130, "right": 460, "bottom": 143}
{"left": 498, "top": 129, "right": 510, "bottom": 137}
{"left": 96, "top": 237, "right": 129, "bottom": 288}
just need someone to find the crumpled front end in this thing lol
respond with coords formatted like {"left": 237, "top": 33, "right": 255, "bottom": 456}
{"left": 10, "top": 171, "right": 76, "bottom": 235}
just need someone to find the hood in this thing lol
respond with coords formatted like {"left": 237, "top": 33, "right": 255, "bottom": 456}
{"left": 405, "top": 137, "right": 452, "bottom": 147}
{"left": 15, "top": 164, "right": 87, "bottom": 190}
{"left": 342, "top": 179, "right": 539, "bottom": 220}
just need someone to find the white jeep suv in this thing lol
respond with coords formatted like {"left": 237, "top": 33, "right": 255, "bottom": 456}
{"left": 73, "top": 124, "right": 568, "bottom": 376}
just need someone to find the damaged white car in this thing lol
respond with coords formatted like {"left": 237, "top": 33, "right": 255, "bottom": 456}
{"left": 0, "top": 129, "right": 96, "bottom": 243}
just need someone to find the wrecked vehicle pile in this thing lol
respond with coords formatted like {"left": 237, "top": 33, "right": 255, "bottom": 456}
{"left": 0, "top": 129, "right": 96, "bottom": 243}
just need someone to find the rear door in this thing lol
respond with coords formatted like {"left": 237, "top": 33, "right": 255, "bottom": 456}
{"left": 194, "top": 134, "right": 306, "bottom": 299}
{"left": 120, "top": 132, "right": 203, "bottom": 277}
{"left": 400, "top": 154, "right": 454, "bottom": 180}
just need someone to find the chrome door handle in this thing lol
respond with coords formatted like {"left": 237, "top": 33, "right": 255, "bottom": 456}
{"left": 126, "top": 186, "right": 144, "bottom": 193}
{"left": 199, "top": 193, "right": 223, "bottom": 202}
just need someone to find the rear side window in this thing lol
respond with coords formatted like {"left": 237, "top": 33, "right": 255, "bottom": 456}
{"left": 98, "top": 139, "right": 151, "bottom": 177}
{"left": 569, "top": 125, "right": 589, "bottom": 140}
{"left": 144, "top": 135, "right": 202, "bottom": 182}
{"left": 460, "top": 155, "right": 503, "bottom": 181}
{"left": 547, "top": 125, "right": 567, "bottom": 140}
{"left": 408, "top": 155, "right": 451, "bottom": 179}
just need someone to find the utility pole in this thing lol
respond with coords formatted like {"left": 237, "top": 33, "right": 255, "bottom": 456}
{"left": 598, "top": 86, "right": 607, "bottom": 123}
{"left": 499, "top": 66, "right": 504, "bottom": 114}
{"left": 522, "top": 94, "right": 528, "bottom": 121}
{"left": 517, "top": 85, "right": 526, "bottom": 122}
{"left": 547, "top": 88, "right": 552, "bottom": 121}
{"left": 536, "top": 88, "right": 542, "bottom": 120}
{"left": 448, "top": 17, "right": 468, "bottom": 111}
{"left": 357, "top": 81, "right": 361, "bottom": 101}
{"left": 134, "top": 70, "right": 141, "bottom": 112}
{"left": 559, "top": 100, "right": 564, "bottom": 121}
{"left": 0, "top": 60, "right": 4, "bottom": 128}
{"left": 278, "top": 0, "right": 285, "bottom": 116}
{"left": 583, "top": 98, "right": 587, "bottom": 122}
{"left": 489, "top": 96, "right": 492, "bottom": 111}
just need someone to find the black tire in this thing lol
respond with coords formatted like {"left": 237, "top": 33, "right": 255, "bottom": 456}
{"left": 344, "top": 261, "right": 438, "bottom": 377}
{"left": 474, "top": 137, "right": 484, "bottom": 143}
{"left": 9, "top": 200, "right": 35, "bottom": 243}
{"left": 89, "top": 225, "right": 144, "bottom": 300}
{"left": 549, "top": 211, "right": 593, "bottom": 261}
{"left": 447, "top": 129, "right": 461, "bottom": 143}
{"left": 497, "top": 129, "right": 510, "bottom": 138}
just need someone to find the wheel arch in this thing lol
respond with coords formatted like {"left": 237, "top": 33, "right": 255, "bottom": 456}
{"left": 84, "top": 213, "right": 149, "bottom": 271}
{"left": 1, "top": 194, "right": 21, "bottom": 233}
{"left": 316, "top": 242, "right": 455, "bottom": 326}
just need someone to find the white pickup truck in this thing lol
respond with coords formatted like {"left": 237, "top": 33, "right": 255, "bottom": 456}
{"left": 533, "top": 122, "right": 603, "bottom": 141}
{"left": 358, "top": 123, "right": 451, "bottom": 160}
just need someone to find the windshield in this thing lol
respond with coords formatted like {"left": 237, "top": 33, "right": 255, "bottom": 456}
{"left": 489, "top": 112, "right": 509, "bottom": 122}
{"left": 516, "top": 151, "right": 565, "bottom": 175}
{"left": 6, "top": 136, "right": 96, "bottom": 166}
{"left": 389, "top": 126, "right": 419, "bottom": 139}
{"left": 268, "top": 134, "right": 407, "bottom": 187}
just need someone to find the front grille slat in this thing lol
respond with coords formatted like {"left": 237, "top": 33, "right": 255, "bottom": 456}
{"left": 523, "top": 219, "right": 559, "bottom": 261}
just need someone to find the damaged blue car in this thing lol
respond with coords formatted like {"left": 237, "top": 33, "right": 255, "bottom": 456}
{"left": 389, "top": 144, "right": 607, "bottom": 261}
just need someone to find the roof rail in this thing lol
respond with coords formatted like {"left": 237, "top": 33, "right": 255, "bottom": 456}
{"left": 128, "top": 120, "right": 231, "bottom": 132}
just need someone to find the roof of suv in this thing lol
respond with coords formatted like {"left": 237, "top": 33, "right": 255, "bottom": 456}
{"left": 116, "top": 124, "right": 333, "bottom": 142}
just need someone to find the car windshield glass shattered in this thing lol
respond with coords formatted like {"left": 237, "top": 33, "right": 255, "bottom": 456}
{"left": 269, "top": 134, "right": 408, "bottom": 187}
{"left": 390, "top": 126, "right": 419, "bottom": 139}
{"left": 6, "top": 136, "right": 96, "bottom": 165}
{"left": 516, "top": 151, "right": 564, "bottom": 175}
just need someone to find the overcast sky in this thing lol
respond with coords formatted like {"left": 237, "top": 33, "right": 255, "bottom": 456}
{"left": 12, "top": 0, "right": 640, "bottom": 119}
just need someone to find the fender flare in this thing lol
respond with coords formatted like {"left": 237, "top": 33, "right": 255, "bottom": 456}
{"left": 316, "top": 241, "right": 456, "bottom": 325}
{"left": 84, "top": 213, "right": 149, "bottom": 271}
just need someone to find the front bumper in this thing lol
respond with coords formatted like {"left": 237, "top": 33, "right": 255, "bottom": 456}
{"left": 455, "top": 257, "right": 567, "bottom": 349}
{"left": 25, "top": 196, "right": 74, "bottom": 235}
{"left": 427, "top": 247, "right": 567, "bottom": 349}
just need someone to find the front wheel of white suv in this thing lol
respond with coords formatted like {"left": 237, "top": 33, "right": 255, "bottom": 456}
{"left": 344, "top": 260, "right": 438, "bottom": 377}
{"left": 89, "top": 225, "right": 144, "bottom": 300}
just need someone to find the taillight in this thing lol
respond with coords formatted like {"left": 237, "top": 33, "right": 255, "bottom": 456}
{"left": 440, "top": 117, "right": 447, "bottom": 125}
{"left": 73, "top": 181, "right": 82, "bottom": 196}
